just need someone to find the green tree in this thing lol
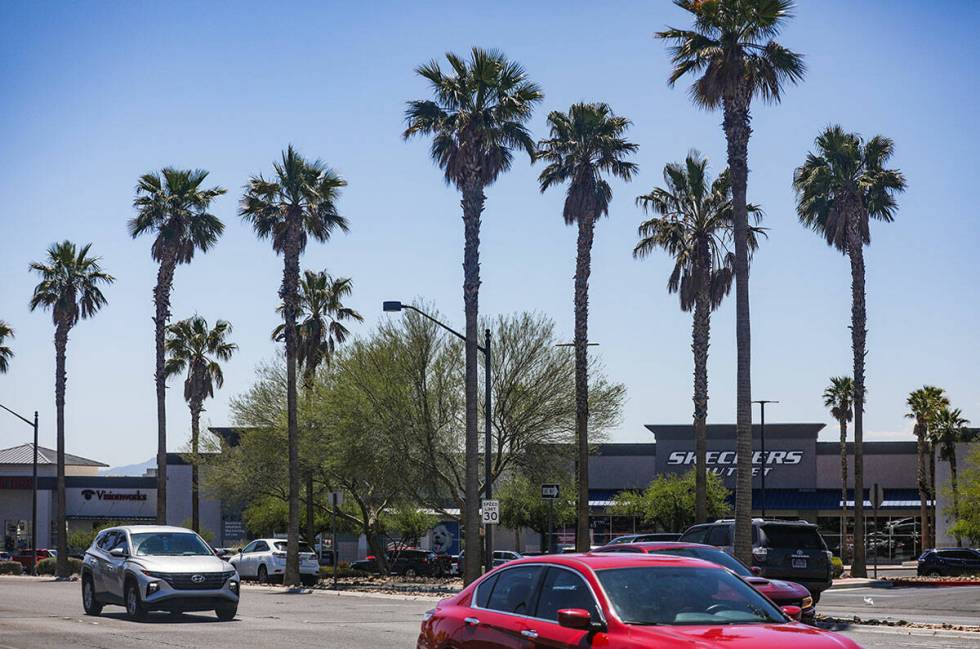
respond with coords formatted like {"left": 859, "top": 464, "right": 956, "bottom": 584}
{"left": 906, "top": 386, "right": 949, "bottom": 550}
{"left": 948, "top": 445, "right": 980, "bottom": 546}
{"left": 29, "top": 241, "right": 114, "bottom": 577}
{"left": 272, "top": 270, "right": 363, "bottom": 543}
{"left": 611, "top": 470, "right": 730, "bottom": 533}
{"left": 823, "top": 376, "right": 854, "bottom": 556}
{"left": 658, "top": 0, "right": 804, "bottom": 567}
{"left": 0, "top": 321, "right": 13, "bottom": 373}
{"left": 795, "top": 127, "right": 906, "bottom": 575}
{"left": 130, "top": 168, "right": 226, "bottom": 524}
{"left": 165, "top": 316, "right": 237, "bottom": 532}
{"left": 932, "top": 406, "right": 970, "bottom": 546}
{"left": 497, "top": 473, "right": 575, "bottom": 553}
{"left": 536, "top": 102, "right": 638, "bottom": 551}
{"left": 404, "top": 48, "right": 542, "bottom": 583}
{"left": 634, "top": 151, "right": 760, "bottom": 523}
{"left": 240, "top": 146, "right": 349, "bottom": 586}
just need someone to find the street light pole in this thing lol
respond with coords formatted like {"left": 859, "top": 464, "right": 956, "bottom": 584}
{"left": 1, "top": 403, "right": 39, "bottom": 575}
{"left": 752, "top": 400, "right": 778, "bottom": 520}
{"left": 383, "top": 301, "right": 494, "bottom": 575}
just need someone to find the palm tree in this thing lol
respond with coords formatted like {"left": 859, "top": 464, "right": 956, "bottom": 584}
{"left": 795, "top": 126, "right": 906, "bottom": 576}
{"left": 130, "top": 168, "right": 226, "bottom": 524}
{"left": 657, "top": 0, "right": 805, "bottom": 565}
{"left": 165, "top": 316, "right": 237, "bottom": 533}
{"left": 906, "top": 386, "right": 948, "bottom": 553}
{"left": 29, "top": 241, "right": 114, "bottom": 577}
{"left": 537, "top": 102, "right": 637, "bottom": 551}
{"left": 932, "top": 406, "right": 970, "bottom": 546}
{"left": 404, "top": 47, "right": 542, "bottom": 581}
{"left": 634, "top": 151, "right": 760, "bottom": 523}
{"left": 0, "top": 321, "right": 13, "bottom": 373}
{"left": 823, "top": 376, "right": 854, "bottom": 559}
{"left": 240, "top": 146, "right": 349, "bottom": 586}
{"left": 272, "top": 270, "right": 363, "bottom": 544}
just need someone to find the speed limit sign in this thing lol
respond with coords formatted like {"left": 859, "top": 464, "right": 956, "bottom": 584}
{"left": 481, "top": 499, "right": 499, "bottom": 525}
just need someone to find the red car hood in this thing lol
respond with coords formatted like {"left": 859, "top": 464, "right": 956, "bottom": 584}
{"left": 747, "top": 577, "right": 810, "bottom": 600}
{"left": 626, "top": 623, "right": 859, "bottom": 648}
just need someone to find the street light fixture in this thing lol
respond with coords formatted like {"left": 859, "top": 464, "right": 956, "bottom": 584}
{"left": 1, "top": 403, "right": 39, "bottom": 575}
{"left": 752, "top": 400, "right": 779, "bottom": 519}
{"left": 384, "top": 301, "right": 495, "bottom": 575}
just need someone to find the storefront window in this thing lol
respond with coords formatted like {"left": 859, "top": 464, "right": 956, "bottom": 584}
{"left": 3, "top": 520, "right": 31, "bottom": 551}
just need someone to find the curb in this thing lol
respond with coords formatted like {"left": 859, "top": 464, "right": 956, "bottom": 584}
{"left": 829, "top": 580, "right": 892, "bottom": 590}
{"left": 887, "top": 578, "right": 980, "bottom": 588}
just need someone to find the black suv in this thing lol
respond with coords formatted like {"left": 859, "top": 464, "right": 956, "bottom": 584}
{"left": 680, "top": 519, "right": 833, "bottom": 602}
{"left": 351, "top": 549, "right": 448, "bottom": 577}
{"left": 917, "top": 548, "right": 980, "bottom": 577}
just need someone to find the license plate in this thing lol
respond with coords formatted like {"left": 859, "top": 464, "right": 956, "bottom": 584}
{"left": 792, "top": 558, "right": 807, "bottom": 569}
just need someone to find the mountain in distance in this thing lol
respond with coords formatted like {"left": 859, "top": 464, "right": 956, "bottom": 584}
{"left": 101, "top": 457, "right": 155, "bottom": 476}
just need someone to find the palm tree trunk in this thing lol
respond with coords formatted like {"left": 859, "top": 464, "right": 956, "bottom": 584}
{"left": 54, "top": 322, "right": 70, "bottom": 578}
{"left": 282, "top": 220, "right": 302, "bottom": 587}
{"left": 461, "top": 175, "right": 485, "bottom": 585}
{"left": 723, "top": 88, "right": 754, "bottom": 566}
{"left": 153, "top": 254, "right": 176, "bottom": 525}
{"left": 915, "top": 421, "right": 929, "bottom": 555}
{"left": 190, "top": 399, "right": 202, "bottom": 533}
{"left": 839, "top": 418, "right": 848, "bottom": 561}
{"left": 951, "top": 451, "right": 960, "bottom": 547}
{"left": 574, "top": 214, "right": 596, "bottom": 552}
{"left": 928, "top": 443, "right": 937, "bottom": 549}
{"left": 847, "top": 216, "right": 868, "bottom": 577}
{"left": 692, "top": 254, "right": 711, "bottom": 524}
{"left": 303, "top": 378, "right": 316, "bottom": 546}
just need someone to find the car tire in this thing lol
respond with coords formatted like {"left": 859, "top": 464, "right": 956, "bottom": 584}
{"left": 125, "top": 580, "right": 147, "bottom": 621}
{"left": 927, "top": 570, "right": 942, "bottom": 578}
{"left": 301, "top": 574, "right": 317, "bottom": 587}
{"left": 404, "top": 568, "right": 417, "bottom": 578}
{"left": 257, "top": 565, "right": 269, "bottom": 584}
{"left": 82, "top": 575, "right": 102, "bottom": 616}
{"left": 215, "top": 605, "right": 237, "bottom": 621}
{"left": 811, "top": 591, "right": 821, "bottom": 605}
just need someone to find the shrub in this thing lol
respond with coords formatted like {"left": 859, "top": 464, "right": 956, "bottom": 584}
{"left": 831, "top": 556, "right": 844, "bottom": 579}
{"left": 36, "top": 557, "right": 83, "bottom": 576}
{"left": 0, "top": 561, "right": 23, "bottom": 575}
{"left": 320, "top": 565, "right": 373, "bottom": 579}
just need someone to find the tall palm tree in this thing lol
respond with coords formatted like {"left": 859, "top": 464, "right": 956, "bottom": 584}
{"left": 165, "top": 316, "right": 237, "bottom": 533}
{"left": 906, "top": 385, "right": 948, "bottom": 553}
{"left": 634, "top": 151, "right": 760, "bottom": 523}
{"left": 537, "top": 102, "right": 637, "bottom": 551}
{"left": 932, "top": 406, "right": 969, "bottom": 546}
{"left": 823, "top": 376, "right": 854, "bottom": 559}
{"left": 0, "top": 321, "right": 13, "bottom": 373}
{"left": 404, "top": 47, "right": 542, "bottom": 581}
{"left": 29, "top": 241, "right": 113, "bottom": 577}
{"left": 657, "top": 0, "right": 805, "bottom": 565}
{"left": 240, "top": 146, "right": 349, "bottom": 586}
{"left": 795, "top": 126, "right": 906, "bottom": 576}
{"left": 273, "top": 270, "right": 363, "bottom": 544}
{"left": 130, "top": 168, "right": 226, "bottom": 523}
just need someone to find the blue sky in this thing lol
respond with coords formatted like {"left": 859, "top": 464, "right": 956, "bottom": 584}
{"left": 1, "top": 1, "right": 978, "bottom": 467}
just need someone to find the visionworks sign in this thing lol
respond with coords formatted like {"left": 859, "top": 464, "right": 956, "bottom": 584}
{"left": 80, "top": 489, "right": 148, "bottom": 502}
{"left": 67, "top": 486, "right": 155, "bottom": 518}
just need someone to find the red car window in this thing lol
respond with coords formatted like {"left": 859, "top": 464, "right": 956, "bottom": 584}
{"left": 484, "top": 566, "right": 542, "bottom": 616}
{"left": 535, "top": 567, "right": 599, "bottom": 622}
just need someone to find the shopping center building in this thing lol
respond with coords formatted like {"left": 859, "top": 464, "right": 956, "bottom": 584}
{"left": 1, "top": 422, "right": 975, "bottom": 559}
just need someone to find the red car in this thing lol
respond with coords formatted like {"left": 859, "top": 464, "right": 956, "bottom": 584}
{"left": 11, "top": 548, "right": 55, "bottom": 571}
{"left": 417, "top": 553, "right": 860, "bottom": 649}
{"left": 593, "top": 541, "right": 816, "bottom": 624}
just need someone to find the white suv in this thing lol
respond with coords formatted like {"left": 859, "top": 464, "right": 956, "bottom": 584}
{"left": 230, "top": 538, "right": 320, "bottom": 586}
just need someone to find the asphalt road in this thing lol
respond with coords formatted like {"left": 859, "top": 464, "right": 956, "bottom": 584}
{"left": 821, "top": 585, "right": 980, "bottom": 627}
{"left": 1, "top": 577, "right": 978, "bottom": 649}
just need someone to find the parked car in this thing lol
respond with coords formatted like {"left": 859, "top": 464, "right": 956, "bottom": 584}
{"left": 606, "top": 532, "right": 681, "bottom": 545}
{"left": 351, "top": 548, "right": 447, "bottom": 577}
{"left": 592, "top": 541, "right": 816, "bottom": 624}
{"left": 11, "top": 548, "right": 55, "bottom": 571}
{"left": 917, "top": 548, "right": 980, "bottom": 577}
{"left": 80, "top": 525, "right": 239, "bottom": 621}
{"left": 451, "top": 550, "right": 522, "bottom": 575}
{"left": 0, "top": 551, "right": 10, "bottom": 562}
{"left": 417, "top": 553, "right": 860, "bottom": 649}
{"left": 229, "top": 538, "right": 320, "bottom": 586}
{"left": 680, "top": 519, "right": 833, "bottom": 603}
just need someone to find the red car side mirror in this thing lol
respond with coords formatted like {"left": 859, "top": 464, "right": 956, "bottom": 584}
{"left": 557, "top": 608, "right": 593, "bottom": 630}
{"left": 782, "top": 605, "right": 802, "bottom": 621}
{"left": 750, "top": 566, "right": 762, "bottom": 576}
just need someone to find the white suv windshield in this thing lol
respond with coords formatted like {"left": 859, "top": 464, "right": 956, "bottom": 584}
{"left": 131, "top": 532, "right": 213, "bottom": 557}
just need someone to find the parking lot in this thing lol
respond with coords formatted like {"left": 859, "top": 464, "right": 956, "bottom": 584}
{"left": 0, "top": 577, "right": 979, "bottom": 649}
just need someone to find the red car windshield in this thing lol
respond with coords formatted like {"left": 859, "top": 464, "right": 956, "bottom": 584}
{"left": 651, "top": 547, "right": 752, "bottom": 577}
{"left": 596, "top": 567, "right": 784, "bottom": 626}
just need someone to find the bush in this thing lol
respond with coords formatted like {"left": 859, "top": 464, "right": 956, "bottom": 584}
{"left": 320, "top": 565, "right": 373, "bottom": 579}
{"left": 831, "top": 556, "right": 844, "bottom": 579}
{"left": 0, "top": 561, "right": 23, "bottom": 575}
{"left": 36, "top": 557, "right": 83, "bottom": 576}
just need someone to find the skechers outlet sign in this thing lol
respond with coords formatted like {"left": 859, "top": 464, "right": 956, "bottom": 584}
{"left": 647, "top": 423, "right": 820, "bottom": 489}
